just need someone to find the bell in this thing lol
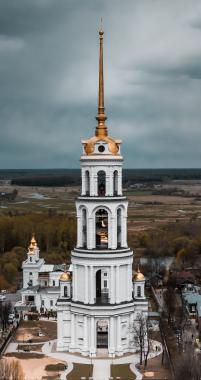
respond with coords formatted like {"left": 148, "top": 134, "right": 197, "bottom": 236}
{"left": 101, "top": 219, "right": 106, "bottom": 228}
{"left": 100, "top": 232, "right": 108, "bottom": 243}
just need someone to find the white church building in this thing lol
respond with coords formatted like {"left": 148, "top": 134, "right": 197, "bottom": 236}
{"left": 56, "top": 27, "right": 148, "bottom": 357}
{"left": 15, "top": 235, "right": 72, "bottom": 315}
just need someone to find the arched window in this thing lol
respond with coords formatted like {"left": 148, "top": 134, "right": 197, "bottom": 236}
{"left": 117, "top": 208, "right": 122, "bottom": 248}
{"left": 95, "top": 209, "right": 108, "bottom": 248}
{"left": 82, "top": 208, "right": 87, "bottom": 248}
{"left": 97, "top": 171, "right": 106, "bottom": 196}
{"left": 85, "top": 170, "right": 90, "bottom": 196}
{"left": 64, "top": 286, "right": 68, "bottom": 298}
{"left": 137, "top": 286, "right": 141, "bottom": 297}
{"left": 113, "top": 170, "right": 118, "bottom": 196}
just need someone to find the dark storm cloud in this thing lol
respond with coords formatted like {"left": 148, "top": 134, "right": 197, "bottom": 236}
{"left": 0, "top": 0, "right": 201, "bottom": 168}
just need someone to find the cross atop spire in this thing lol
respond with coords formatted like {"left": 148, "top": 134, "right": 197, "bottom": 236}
{"left": 96, "top": 20, "right": 108, "bottom": 137}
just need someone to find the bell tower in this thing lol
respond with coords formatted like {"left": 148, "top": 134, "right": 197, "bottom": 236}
{"left": 57, "top": 26, "right": 148, "bottom": 357}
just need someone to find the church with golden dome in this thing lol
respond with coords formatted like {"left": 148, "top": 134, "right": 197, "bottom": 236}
{"left": 15, "top": 26, "right": 148, "bottom": 356}
{"left": 56, "top": 27, "right": 148, "bottom": 356}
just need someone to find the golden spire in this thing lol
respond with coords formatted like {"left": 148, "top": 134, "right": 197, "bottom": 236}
{"left": 95, "top": 19, "right": 108, "bottom": 137}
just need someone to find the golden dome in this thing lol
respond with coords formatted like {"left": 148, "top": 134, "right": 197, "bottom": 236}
{"left": 60, "top": 272, "right": 71, "bottom": 282}
{"left": 133, "top": 268, "right": 145, "bottom": 282}
{"left": 28, "top": 234, "right": 38, "bottom": 253}
{"left": 84, "top": 135, "right": 119, "bottom": 155}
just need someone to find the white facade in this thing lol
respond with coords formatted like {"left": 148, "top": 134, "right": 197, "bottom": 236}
{"left": 16, "top": 237, "right": 71, "bottom": 315}
{"left": 57, "top": 28, "right": 148, "bottom": 357}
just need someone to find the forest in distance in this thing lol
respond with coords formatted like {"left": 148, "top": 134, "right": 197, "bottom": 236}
{"left": 2, "top": 168, "right": 201, "bottom": 186}
{"left": 0, "top": 212, "right": 200, "bottom": 292}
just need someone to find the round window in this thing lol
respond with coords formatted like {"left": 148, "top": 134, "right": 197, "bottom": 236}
{"left": 98, "top": 145, "right": 105, "bottom": 153}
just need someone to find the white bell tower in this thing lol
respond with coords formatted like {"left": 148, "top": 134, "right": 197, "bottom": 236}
{"left": 57, "top": 26, "right": 148, "bottom": 357}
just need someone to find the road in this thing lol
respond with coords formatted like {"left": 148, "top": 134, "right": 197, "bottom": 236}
{"left": 1, "top": 290, "right": 21, "bottom": 309}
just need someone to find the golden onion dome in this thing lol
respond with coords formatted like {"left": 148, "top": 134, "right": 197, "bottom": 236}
{"left": 84, "top": 135, "right": 119, "bottom": 155}
{"left": 133, "top": 268, "right": 145, "bottom": 282}
{"left": 28, "top": 234, "right": 38, "bottom": 253}
{"left": 60, "top": 271, "right": 71, "bottom": 282}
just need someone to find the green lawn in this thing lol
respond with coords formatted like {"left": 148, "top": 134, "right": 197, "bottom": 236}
{"left": 111, "top": 363, "right": 136, "bottom": 380}
{"left": 67, "top": 363, "right": 93, "bottom": 380}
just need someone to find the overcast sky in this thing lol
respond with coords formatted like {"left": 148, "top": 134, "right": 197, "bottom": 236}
{"left": 0, "top": 0, "right": 201, "bottom": 169}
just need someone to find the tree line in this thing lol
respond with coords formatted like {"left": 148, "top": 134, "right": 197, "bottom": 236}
{"left": 0, "top": 213, "right": 76, "bottom": 291}
{"left": 136, "top": 219, "right": 201, "bottom": 265}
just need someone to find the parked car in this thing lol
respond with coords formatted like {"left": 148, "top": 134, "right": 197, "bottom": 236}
{"left": 0, "top": 295, "right": 6, "bottom": 301}
{"left": 8, "top": 314, "right": 15, "bottom": 323}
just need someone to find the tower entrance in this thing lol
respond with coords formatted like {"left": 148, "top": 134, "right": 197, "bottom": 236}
{"left": 97, "top": 320, "right": 108, "bottom": 349}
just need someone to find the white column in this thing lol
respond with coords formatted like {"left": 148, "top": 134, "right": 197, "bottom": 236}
{"left": 118, "top": 169, "right": 122, "bottom": 195}
{"left": 106, "top": 173, "right": 110, "bottom": 196}
{"left": 90, "top": 316, "right": 96, "bottom": 355}
{"left": 70, "top": 313, "right": 75, "bottom": 349}
{"left": 84, "top": 315, "right": 88, "bottom": 352}
{"left": 129, "top": 264, "right": 133, "bottom": 300}
{"left": 85, "top": 266, "right": 89, "bottom": 304}
{"left": 87, "top": 217, "right": 94, "bottom": 249}
{"left": 109, "top": 168, "right": 113, "bottom": 196}
{"left": 122, "top": 216, "right": 128, "bottom": 247}
{"left": 73, "top": 265, "right": 78, "bottom": 301}
{"left": 117, "top": 316, "right": 121, "bottom": 352}
{"left": 127, "top": 264, "right": 130, "bottom": 301}
{"left": 90, "top": 167, "right": 96, "bottom": 196}
{"left": 77, "top": 215, "right": 82, "bottom": 247}
{"left": 109, "top": 316, "right": 115, "bottom": 355}
{"left": 110, "top": 265, "right": 115, "bottom": 304}
{"left": 94, "top": 169, "right": 98, "bottom": 196}
{"left": 81, "top": 169, "right": 85, "bottom": 195}
{"left": 116, "top": 266, "right": 120, "bottom": 303}
{"left": 110, "top": 216, "right": 117, "bottom": 249}
{"left": 56, "top": 310, "right": 62, "bottom": 347}
{"left": 90, "top": 266, "right": 94, "bottom": 303}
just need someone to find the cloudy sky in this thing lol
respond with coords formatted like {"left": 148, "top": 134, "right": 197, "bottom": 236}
{"left": 0, "top": 0, "right": 201, "bottom": 168}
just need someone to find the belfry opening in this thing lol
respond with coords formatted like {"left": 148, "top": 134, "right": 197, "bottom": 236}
{"left": 95, "top": 208, "right": 108, "bottom": 248}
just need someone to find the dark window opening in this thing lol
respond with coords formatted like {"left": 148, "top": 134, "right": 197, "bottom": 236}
{"left": 137, "top": 286, "right": 141, "bottom": 297}
{"left": 82, "top": 208, "right": 87, "bottom": 248}
{"left": 96, "top": 209, "right": 108, "bottom": 248}
{"left": 113, "top": 170, "right": 118, "bottom": 196}
{"left": 64, "top": 286, "right": 68, "bottom": 298}
{"left": 98, "top": 145, "right": 105, "bottom": 152}
{"left": 97, "top": 171, "right": 106, "bottom": 196}
{"left": 85, "top": 170, "right": 90, "bottom": 196}
{"left": 117, "top": 208, "right": 122, "bottom": 248}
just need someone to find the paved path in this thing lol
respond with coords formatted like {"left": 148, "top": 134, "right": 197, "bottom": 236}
{"left": 5, "top": 338, "right": 163, "bottom": 380}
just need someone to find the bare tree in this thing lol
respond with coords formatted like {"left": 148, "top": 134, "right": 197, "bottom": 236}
{"left": 176, "top": 348, "right": 201, "bottom": 380}
{"left": 0, "top": 358, "right": 24, "bottom": 380}
{"left": 130, "top": 312, "right": 150, "bottom": 366}
{"left": 0, "top": 301, "right": 12, "bottom": 331}
{"left": 163, "top": 286, "right": 176, "bottom": 323}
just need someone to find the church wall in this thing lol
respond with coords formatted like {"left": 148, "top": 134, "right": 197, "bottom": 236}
{"left": 75, "top": 265, "right": 85, "bottom": 302}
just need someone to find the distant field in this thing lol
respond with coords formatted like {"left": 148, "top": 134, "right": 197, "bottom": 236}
{"left": 1, "top": 168, "right": 201, "bottom": 186}
{"left": 1, "top": 179, "right": 201, "bottom": 233}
